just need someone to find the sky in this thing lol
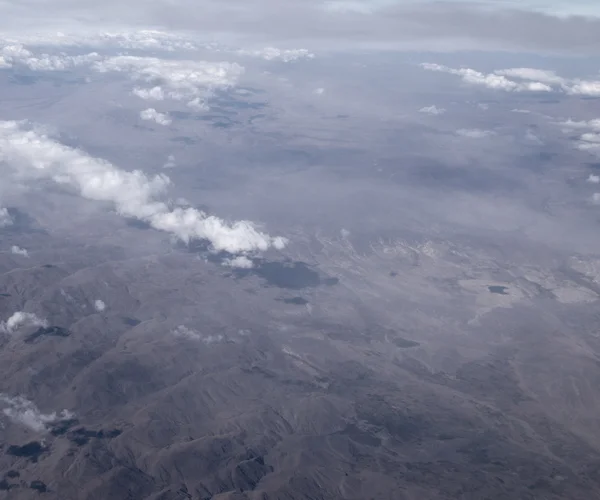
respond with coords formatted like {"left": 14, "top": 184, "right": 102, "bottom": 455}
{"left": 1, "top": 1, "right": 600, "bottom": 54}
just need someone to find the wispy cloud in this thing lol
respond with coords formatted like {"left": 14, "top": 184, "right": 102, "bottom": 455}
{"left": 419, "top": 105, "right": 446, "bottom": 116}
{"left": 0, "top": 207, "right": 13, "bottom": 228}
{"left": 0, "top": 121, "right": 286, "bottom": 255}
{"left": 457, "top": 128, "right": 496, "bottom": 139}
{"left": 237, "top": 47, "right": 314, "bottom": 62}
{"left": 0, "top": 394, "right": 74, "bottom": 433}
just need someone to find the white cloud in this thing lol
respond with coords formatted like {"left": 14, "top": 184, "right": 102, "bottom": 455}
{"left": 94, "top": 299, "right": 106, "bottom": 311}
{"left": 419, "top": 105, "right": 445, "bottom": 116}
{"left": 237, "top": 47, "right": 314, "bottom": 62}
{"left": 223, "top": 255, "right": 254, "bottom": 269}
{"left": 567, "top": 80, "right": 600, "bottom": 97}
{"left": 456, "top": 128, "right": 496, "bottom": 139}
{"left": 140, "top": 108, "right": 172, "bottom": 126}
{"left": 0, "top": 207, "right": 13, "bottom": 228}
{"left": 133, "top": 86, "right": 166, "bottom": 101}
{"left": 0, "top": 43, "right": 101, "bottom": 71}
{"left": 420, "top": 63, "right": 552, "bottom": 92}
{"left": 0, "top": 311, "right": 47, "bottom": 334}
{"left": 93, "top": 56, "right": 244, "bottom": 109}
{"left": 163, "top": 154, "right": 176, "bottom": 169}
{"left": 314, "top": 87, "right": 325, "bottom": 95}
{"left": 588, "top": 174, "right": 600, "bottom": 184}
{"left": 2, "top": 31, "right": 201, "bottom": 53}
{"left": 495, "top": 67, "right": 566, "bottom": 85}
{"left": 0, "top": 394, "right": 74, "bottom": 433}
{"left": 10, "top": 245, "right": 28, "bottom": 257}
{"left": 561, "top": 119, "right": 600, "bottom": 156}
{"left": 419, "top": 63, "right": 600, "bottom": 95}
{"left": 0, "top": 121, "right": 286, "bottom": 255}
{"left": 172, "top": 325, "right": 224, "bottom": 344}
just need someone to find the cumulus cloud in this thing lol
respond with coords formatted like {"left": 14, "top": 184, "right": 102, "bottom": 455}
{"left": 140, "top": 108, "right": 172, "bottom": 126}
{"left": 0, "top": 207, "right": 13, "bottom": 228}
{"left": 10, "top": 245, "right": 29, "bottom": 257}
{"left": 0, "top": 311, "right": 47, "bottom": 334}
{"left": 237, "top": 47, "right": 314, "bottom": 62}
{"left": 419, "top": 105, "right": 445, "bottom": 116}
{"left": 94, "top": 299, "right": 106, "bottom": 311}
{"left": 457, "top": 128, "right": 496, "bottom": 139}
{"left": 0, "top": 394, "right": 74, "bottom": 433}
{"left": 0, "top": 121, "right": 286, "bottom": 254}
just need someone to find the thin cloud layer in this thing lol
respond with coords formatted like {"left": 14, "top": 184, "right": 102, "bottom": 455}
{"left": 421, "top": 63, "right": 600, "bottom": 97}
{"left": 457, "top": 128, "right": 496, "bottom": 139}
{"left": 0, "top": 394, "right": 74, "bottom": 432}
{"left": 1, "top": 2, "right": 600, "bottom": 54}
{"left": 237, "top": 47, "right": 314, "bottom": 62}
{"left": 419, "top": 105, "right": 446, "bottom": 116}
{"left": 0, "top": 121, "right": 286, "bottom": 254}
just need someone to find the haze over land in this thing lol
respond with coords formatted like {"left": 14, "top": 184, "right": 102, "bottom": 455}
{"left": 1, "top": 1, "right": 600, "bottom": 499}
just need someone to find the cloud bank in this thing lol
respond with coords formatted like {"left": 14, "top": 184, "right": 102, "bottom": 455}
{"left": 0, "top": 121, "right": 286, "bottom": 254}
